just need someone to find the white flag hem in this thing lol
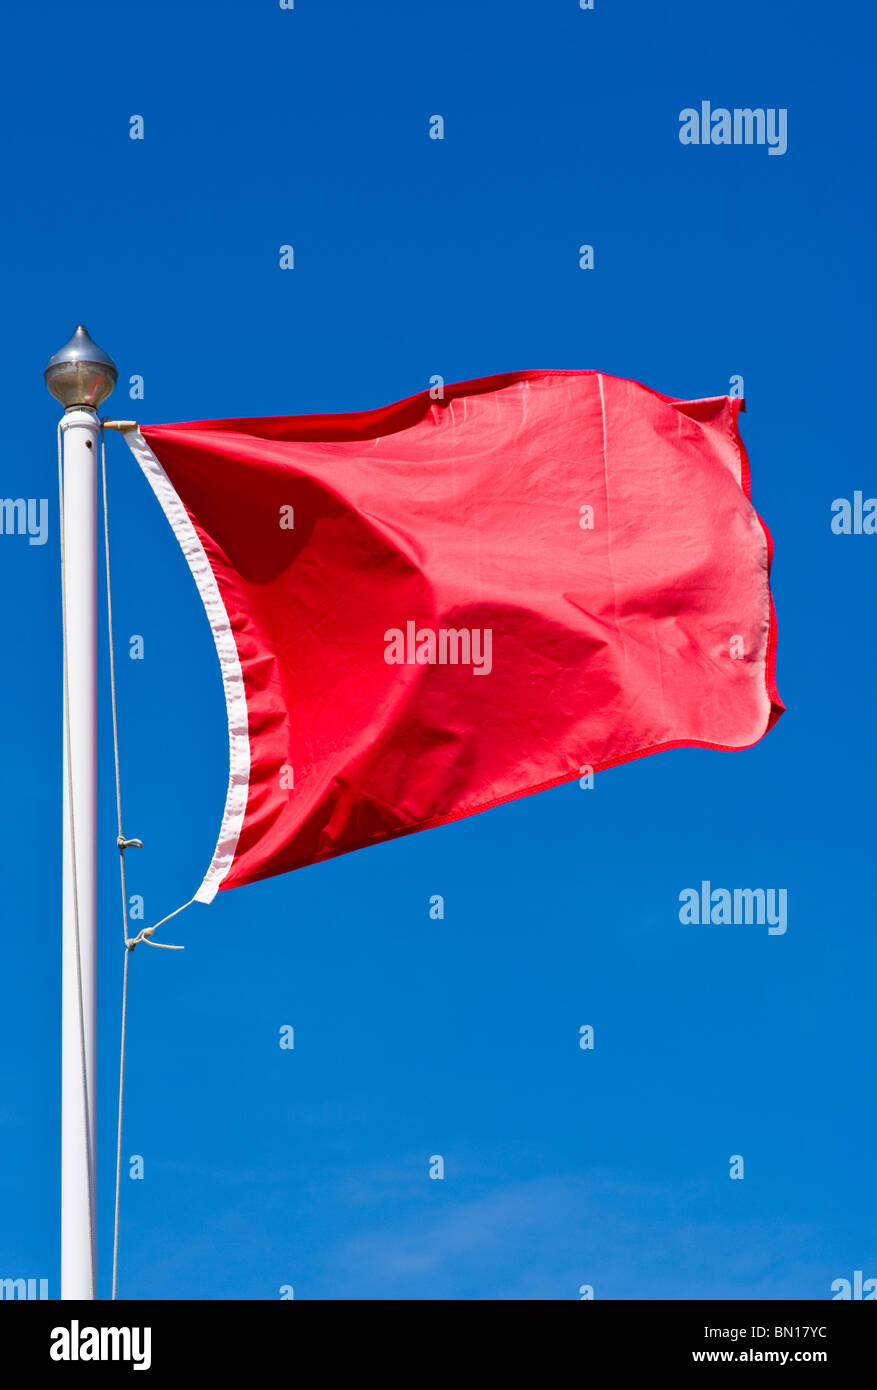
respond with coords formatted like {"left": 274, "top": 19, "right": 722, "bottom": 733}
{"left": 123, "top": 429, "right": 250, "bottom": 904}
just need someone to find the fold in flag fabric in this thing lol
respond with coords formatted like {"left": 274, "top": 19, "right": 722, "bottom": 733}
{"left": 125, "top": 369, "right": 783, "bottom": 900}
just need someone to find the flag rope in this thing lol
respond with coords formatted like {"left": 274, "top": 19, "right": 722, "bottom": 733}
{"left": 57, "top": 421, "right": 97, "bottom": 1296}
{"left": 99, "top": 424, "right": 190, "bottom": 1301}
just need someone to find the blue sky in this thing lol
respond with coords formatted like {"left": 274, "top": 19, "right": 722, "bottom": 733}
{"left": 1, "top": 0, "right": 874, "bottom": 1299}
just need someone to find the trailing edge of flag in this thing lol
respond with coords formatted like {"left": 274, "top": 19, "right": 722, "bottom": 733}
{"left": 124, "top": 369, "right": 783, "bottom": 901}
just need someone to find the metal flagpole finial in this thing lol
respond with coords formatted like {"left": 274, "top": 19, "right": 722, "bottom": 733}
{"left": 44, "top": 325, "right": 117, "bottom": 410}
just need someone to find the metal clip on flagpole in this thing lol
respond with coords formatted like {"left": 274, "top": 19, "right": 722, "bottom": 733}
{"left": 45, "top": 326, "right": 118, "bottom": 1302}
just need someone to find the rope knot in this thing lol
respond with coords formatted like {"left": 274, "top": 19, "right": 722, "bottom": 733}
{"left": 126, "top": 924, "right": 185, "bottom": 952}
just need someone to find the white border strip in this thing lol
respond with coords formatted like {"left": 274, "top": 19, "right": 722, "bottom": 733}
{"left": 124, "top": 429, "right": 251, "bottom": 903}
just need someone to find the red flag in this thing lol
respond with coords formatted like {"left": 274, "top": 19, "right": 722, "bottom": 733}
{"left": 126, "top": 369, "right": 782, "bottom": 899}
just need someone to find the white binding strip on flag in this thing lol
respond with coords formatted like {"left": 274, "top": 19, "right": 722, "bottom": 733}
{"left": 123, "top": 429, "right": 250, "bottom": 904}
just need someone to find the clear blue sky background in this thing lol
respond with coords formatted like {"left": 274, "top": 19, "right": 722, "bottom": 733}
{"left": 1, "top": 0, "right": 874, "bottom": 1300}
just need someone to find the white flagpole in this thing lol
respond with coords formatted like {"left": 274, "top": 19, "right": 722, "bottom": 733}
{"left": 45, "top": 327, "right": 118, "bottom": 1301}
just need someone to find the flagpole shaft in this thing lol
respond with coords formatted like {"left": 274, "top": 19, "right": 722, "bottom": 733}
{"left": 60, "top": 406, "right": 99, "bottom": 1300}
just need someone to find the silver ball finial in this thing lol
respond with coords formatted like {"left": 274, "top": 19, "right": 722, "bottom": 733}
{"left": 44, "top": 325, "right": 117, "bottom": 410}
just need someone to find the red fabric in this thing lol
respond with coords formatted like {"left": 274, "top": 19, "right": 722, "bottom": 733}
{"left": 142, "top": 369, "right": 783, "bottom": 890}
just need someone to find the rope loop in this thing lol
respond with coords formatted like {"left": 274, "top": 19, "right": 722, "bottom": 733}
{"left": 126, "top": 924, "right": 185, "bottom": 953}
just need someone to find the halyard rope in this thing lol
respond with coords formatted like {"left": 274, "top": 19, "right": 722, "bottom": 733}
{"left": 99, "top": 423, "right": 190, "bottom": 1300}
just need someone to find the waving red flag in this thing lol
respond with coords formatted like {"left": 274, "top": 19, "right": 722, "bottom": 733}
{"left": 125, "top": 369, "right": 782, "bottom": 899}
